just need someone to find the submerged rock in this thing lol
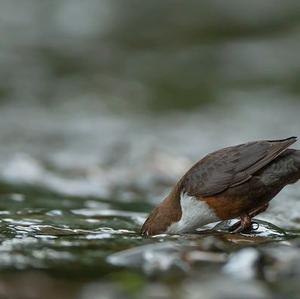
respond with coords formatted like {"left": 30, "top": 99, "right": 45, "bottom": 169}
{"left": 107, "top": 241, "right": 227, "bottom": 277}
{"left": 223, "top": 248, "right": 264, "bottom": 280}
{"left": 107, "top": 242, "right": 190, "bottom": 276}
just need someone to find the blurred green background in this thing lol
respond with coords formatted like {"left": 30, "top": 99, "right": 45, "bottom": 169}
{"left": 1, "top": 0, "right": 300, "bottom": 111}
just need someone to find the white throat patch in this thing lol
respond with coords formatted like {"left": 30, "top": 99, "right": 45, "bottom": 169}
{"left": 166, "top": 192, "right": 219, "bottom": 234}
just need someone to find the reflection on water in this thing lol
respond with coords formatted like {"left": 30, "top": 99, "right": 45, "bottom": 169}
{"left": 1, "top": 1, "right": 300, "bottom": 299}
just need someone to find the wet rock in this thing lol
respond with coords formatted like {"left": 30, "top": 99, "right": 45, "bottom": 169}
{"left": 107, "top": 240, "right": 228, "bottom": 278}
{"left": 214, "top": 219, "right": 289, "bottom": 240}
{"left": 223, "top": 248, "right": 264, "bottom": 280}
{"left": 260, "top": 244, "right": 300, "bottom": 280}
{"left": 199, "top": 235, "right": 230, "bottom": 251}
{"left": 107, "top": 242, "right": 190, "bottom": 276}
{"left": 184, "top": 250, "right": 226, "bottom": 264}
{"left": 276, "top": 256, "right": 300, "bottom": 278}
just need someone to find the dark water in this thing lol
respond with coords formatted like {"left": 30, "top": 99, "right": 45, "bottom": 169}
{"left": 1, "top": 1, "right": 300, "bottom": 299}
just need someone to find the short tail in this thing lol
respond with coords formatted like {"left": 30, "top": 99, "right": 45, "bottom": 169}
{"left": 268, "top": 136, "right": 297, "bottom": 144}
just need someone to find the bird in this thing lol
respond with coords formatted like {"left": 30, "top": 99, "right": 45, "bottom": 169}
{"left": 141, "top": 137, "right": 300, "bottom": 236}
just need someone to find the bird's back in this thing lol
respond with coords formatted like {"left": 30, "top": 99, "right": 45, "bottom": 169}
{"left": 181, "top": 137, "right": 297, "bottom": 198}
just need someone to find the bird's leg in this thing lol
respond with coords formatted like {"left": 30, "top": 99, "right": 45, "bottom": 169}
{"left": 249, "top": 203, "right": 269, "bottom": 218}
{"left": 230, "top": 213, "right": 252, "bottom": 233}
{"left": 229, "top": 203, "right": 269, "bottom": 233}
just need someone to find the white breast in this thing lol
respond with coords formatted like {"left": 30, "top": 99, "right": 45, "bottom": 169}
{"left": 166, "top": 192, "right": 220, "bottom": 234}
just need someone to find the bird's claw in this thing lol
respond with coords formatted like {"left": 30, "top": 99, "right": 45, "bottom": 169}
{"left": 229, "top": 220, "right": 260, "bottom": 233}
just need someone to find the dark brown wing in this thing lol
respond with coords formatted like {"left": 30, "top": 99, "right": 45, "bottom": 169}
{"left": 181, "top": 137, "right": 297, "bottom": 197}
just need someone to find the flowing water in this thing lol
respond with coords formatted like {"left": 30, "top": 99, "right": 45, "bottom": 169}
{"left": 1, "top": 99, "right": 300, "bottom": 299}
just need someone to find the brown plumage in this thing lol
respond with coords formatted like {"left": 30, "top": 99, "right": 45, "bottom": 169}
{"left": 141, "top": 137, "right": 300, "bottom": 235}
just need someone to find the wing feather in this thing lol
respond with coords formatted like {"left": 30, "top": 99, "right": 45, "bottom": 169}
{"left": 181, "top": 137, "right": 297, "bottom": 197}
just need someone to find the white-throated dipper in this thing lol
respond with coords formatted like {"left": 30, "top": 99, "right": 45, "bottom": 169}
{"left": 141, "top": 137, "right": 300, "bottom": 235}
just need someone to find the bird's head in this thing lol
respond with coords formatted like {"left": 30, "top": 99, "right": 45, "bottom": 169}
{"left": 140, "top": 185, "right": 182, "bottom": 236}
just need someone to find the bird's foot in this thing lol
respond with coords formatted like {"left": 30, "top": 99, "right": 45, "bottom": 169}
{"left": 229, "top": 213, "right": 253, "bottom": 233}
{"left": 229, "top": 220, "right": 260, "bottom": 233}
{"left": 229, "top": 203, "right": 269, "bottom": 233}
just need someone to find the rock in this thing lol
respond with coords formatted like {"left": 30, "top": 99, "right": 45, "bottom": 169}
{"left": 223, "top": 248, "right": 263, "bottom": 280}
{"left": 107, "top": 242, "right": 190, "bottom": 276}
